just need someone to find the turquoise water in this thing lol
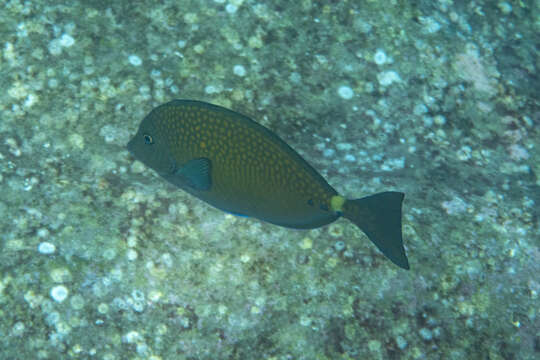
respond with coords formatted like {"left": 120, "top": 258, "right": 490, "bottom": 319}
{"left": 1, "top": 1, "right": 538, "bottom": 359}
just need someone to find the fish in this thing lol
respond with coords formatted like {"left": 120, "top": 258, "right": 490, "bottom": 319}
{"left": 127, "top": 100, "right": 409, "bottom": 269}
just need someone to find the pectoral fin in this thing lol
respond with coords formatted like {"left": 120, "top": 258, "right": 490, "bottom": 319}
{"left": 170, "top": 158, "right": 212, "bottom": 191}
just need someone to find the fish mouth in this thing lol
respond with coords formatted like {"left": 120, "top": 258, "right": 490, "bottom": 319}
{"left": 126, "top": 139, "right": 135, "bottom": 154}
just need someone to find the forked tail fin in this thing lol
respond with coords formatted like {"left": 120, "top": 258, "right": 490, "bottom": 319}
{"left": 342, "top": 191, "right": 409, "bottom": 270}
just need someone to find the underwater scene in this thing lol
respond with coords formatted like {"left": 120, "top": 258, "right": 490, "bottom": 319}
{"left": 1, "top": 0, "right": 538, "bottom": 359}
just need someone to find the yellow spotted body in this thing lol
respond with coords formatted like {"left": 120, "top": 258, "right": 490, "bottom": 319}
{"left": 128, "top": 100, "right": 410, "bottom": 269}
{"left": 129, "top": 100, "right": 339, "bottom": 228}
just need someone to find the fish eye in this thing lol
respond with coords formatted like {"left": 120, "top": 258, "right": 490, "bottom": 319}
{"left": 143, "top": 134, "right": 153, "bottom": 145}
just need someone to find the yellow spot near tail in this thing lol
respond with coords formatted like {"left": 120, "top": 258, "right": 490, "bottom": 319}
{"left": 330, "top": 195, "right": 346, "bottom": 212}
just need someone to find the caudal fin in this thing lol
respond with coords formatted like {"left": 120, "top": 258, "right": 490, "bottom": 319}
{"left": 343, "top": 191, "right": 409, "bottom": 270}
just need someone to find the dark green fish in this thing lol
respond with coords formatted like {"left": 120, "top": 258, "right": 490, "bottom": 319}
{"left": 127, "top": 100, "right": 409, "bottom": 269}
